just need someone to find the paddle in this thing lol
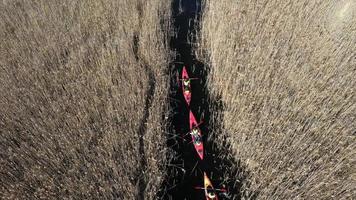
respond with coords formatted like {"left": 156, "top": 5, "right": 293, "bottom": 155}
{"left": 194, "top": 186, "right": 228, "bottom": 192}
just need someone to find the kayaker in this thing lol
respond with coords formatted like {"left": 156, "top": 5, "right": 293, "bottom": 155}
{"left": 193, "top": 134, "right": 202, "bottom": 145}
{"left": 183, "top": 79, "right": 190, "bottom": 86}
{"left": 183, "top": 79, "right": 190, "bottom": 92}
{"left": 206, "top": 186, "right": 216, "bottom": 199}
{"left": 190, "top": 128, "right": 202, "bottom": 145}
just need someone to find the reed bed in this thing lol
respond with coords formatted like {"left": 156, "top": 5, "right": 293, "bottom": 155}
{"left": 0, "top": 0, "right": 171, "bottom": 199}
{"left": 198, "top": 0, "right": 356, "bottom": 199}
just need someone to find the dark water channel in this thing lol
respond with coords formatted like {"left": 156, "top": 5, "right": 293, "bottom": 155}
{"left": 158, "top": 0, "right": 245, "bottom": 199}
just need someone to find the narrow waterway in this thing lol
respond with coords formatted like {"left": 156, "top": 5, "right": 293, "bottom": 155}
{"left": 158, "top": 0, "right": 246, "bottom": 199}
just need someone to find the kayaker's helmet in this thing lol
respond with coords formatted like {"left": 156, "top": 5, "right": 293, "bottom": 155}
{"left": 191, "top": 128, "right": 199, "bottom": 135}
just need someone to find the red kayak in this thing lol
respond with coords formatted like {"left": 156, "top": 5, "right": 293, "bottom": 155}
{"left": 204, "top": 172, "right": 219, "bottom": 200}
{"left": 189, "top": 111, "right": 204, "bottom": 160}
{"left": 181, "top": 66, "right": 192, "bottom": 105}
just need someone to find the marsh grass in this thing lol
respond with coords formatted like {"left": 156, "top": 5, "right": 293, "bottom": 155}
{"left": 198, "top": 0, "right": 356, "bottom": 199}
{"left": 0, "top": 0, "right": 171, "bottom": 199}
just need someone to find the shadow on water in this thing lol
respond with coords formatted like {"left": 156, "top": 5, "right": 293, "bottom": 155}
{"left": 158, "top": 0, "right": 253, "bottom": 199}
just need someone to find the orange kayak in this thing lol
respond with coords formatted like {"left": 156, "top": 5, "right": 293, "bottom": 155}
{"left": 204, "top": 172, "right": 219, "bottom": 200}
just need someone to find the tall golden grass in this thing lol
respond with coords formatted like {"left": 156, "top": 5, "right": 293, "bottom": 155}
{"left": 0, "top": 0, "right": 171, "bottom": 199}
{"left": 198, "top": 0, "right": 356, "bottom": 199}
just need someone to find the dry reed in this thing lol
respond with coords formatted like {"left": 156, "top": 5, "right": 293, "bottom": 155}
{"left": 0, "top": 0, "right": 171, "bottom": 199}
{"left": 198, "top": 0, "right": 356, "bottom": 199}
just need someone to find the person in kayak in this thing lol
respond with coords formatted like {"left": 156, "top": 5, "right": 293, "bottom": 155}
{"left": 183, "top": 79, "right": 190, "bottom": 93}
{"left": 190, "top": 128, "right": 202, "bottom": 145}
{"left": 206, "top": 186, "right": 217, "bottom": 199}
